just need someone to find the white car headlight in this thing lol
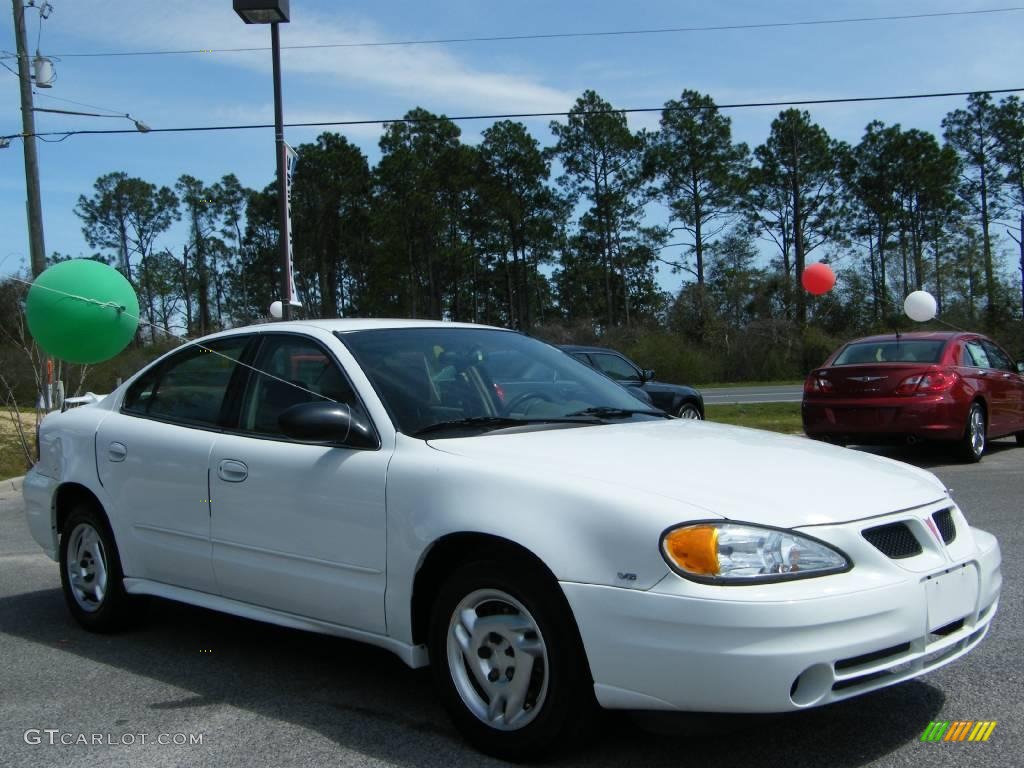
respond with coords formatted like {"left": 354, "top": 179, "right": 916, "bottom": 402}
{"left": 660, "top": 522, "right": 850, "bottom": 584}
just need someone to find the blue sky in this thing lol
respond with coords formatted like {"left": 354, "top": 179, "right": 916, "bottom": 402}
{"left": 3, "top": 0, "right": 1023, "bottom": 287}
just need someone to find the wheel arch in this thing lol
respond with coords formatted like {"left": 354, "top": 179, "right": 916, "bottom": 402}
{"left": 55, "top": 482, "right": 110, "bottom": 540}
{"left": 410, "top": 532, "right": 562, "bottom": 648}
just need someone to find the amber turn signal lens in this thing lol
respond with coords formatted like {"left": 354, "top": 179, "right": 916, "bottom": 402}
{"left": 664, "top": 526, "right": 720, "bottom": 575}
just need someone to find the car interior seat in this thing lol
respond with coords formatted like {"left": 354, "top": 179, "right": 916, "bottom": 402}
{"left": 370, "top": 356, "right": 436, "bottom": 434}
{"left": 252, "top": 376, "right": 313, "bottom": 434}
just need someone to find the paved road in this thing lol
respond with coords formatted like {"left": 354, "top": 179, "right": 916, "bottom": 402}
{"left": 702, "top": 384, "right": 804, "bottom": 404}
{"left": 1, "top": 441, "right": 1021, "bottom": 768}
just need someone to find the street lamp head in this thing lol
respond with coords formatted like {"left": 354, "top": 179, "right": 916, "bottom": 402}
{"left": 0, "top": 137, "right": 11, "bottom": 149}
{"left": 233, "top": 0, "right": 289, "bottom": 24}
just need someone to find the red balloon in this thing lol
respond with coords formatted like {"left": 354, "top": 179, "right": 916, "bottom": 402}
{"left": 802, "top": 262, "right": 835, "bottom": 295}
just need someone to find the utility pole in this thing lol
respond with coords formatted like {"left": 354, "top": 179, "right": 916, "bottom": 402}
{"left": 12, "top": 0, "right": 52, "bottom": 411}
{"left": 12, "top": 0, "right": 47, "bottom": 278}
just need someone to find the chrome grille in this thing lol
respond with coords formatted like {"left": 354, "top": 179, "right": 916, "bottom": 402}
{"left": 862, "top": 522, "right": 922, "bottom": 559}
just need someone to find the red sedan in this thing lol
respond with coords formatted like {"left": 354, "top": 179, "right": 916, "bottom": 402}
{"left": 802, "top": 331, "right": 1024, "bottom": 462}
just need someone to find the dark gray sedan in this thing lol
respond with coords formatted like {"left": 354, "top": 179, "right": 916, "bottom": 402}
{"left": 559, "top": 345, "right": 704, "bottom": 419}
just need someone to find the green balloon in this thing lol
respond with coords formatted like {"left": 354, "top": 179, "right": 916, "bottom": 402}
{"left": 25, "top": 260, "right": 140, "bottom": 364}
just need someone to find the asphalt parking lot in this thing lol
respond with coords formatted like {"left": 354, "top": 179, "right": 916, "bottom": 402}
{"left": 700, "top": 384, "right": 804, "bottom": 404}
{"left": 1, "top": 439, "right": 1020, "bottom": 768}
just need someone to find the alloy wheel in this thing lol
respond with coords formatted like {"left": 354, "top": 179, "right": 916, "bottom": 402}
{"left": 677, "top": 404, "right": 701, "bottom": 420}
{"left": 969, "top": 406, "right": 985, "bottom": 458}
{"left": 446, "top": 588, "right": 549, "bottom": 732}
{"left": 65, "top": 523, "right": 109, "bottom": 613}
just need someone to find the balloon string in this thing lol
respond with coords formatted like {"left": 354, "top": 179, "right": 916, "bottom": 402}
{"left": 11, "top": 274, "right": 336, "bottom": 404}
{"left": 928, "top": 316, "right": 966, "bottom": 333}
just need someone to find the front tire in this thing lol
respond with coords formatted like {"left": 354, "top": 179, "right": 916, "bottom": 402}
{"left": 59, "top": 504, "right": 132, "bottom": 632}
{"left": 957, "top": 402, "right": 986, "bottom": 463}
{"left": 676, "top": 402, "right": 702, "bottom": 420}
{"left": 428, "top": 559, "right": 595, "bottom": 761}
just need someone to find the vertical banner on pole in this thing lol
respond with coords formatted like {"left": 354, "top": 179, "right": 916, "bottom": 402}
{"left": 284, "top": 142, "right": 300, "bottom": 306}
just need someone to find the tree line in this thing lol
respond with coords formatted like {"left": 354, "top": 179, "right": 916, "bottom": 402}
{"left": 22, "top": 89, "right": 1024, "bottom": 383}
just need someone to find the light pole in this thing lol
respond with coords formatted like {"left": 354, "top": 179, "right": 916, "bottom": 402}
{"left": 233, "top": 0, "right": 293, "bottom": 321}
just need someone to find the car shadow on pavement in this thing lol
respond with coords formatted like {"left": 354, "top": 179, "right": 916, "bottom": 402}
{"left": 0, "top": 586, "right": 946, "bottom": 768}
{"left": 851, "top": 438, "right": 1019, "bottom": 469}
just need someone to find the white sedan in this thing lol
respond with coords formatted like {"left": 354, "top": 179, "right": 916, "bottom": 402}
{"left": 23, "top": 320, "right": 1001, "bottom": 760}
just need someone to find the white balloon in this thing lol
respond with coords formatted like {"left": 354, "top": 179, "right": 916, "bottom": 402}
{"left": 904, "top": 290, "right": 937, "bottom": 322}
{"left": 269, "top": 300, "right": 283, "bottom": 319}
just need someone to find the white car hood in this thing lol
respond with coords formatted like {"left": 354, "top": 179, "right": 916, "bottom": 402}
{"left": 428, "top": 419, "right": 949, "bottom": 528}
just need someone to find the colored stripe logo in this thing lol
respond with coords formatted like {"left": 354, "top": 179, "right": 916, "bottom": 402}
{"left": 921, "top": 721, "right": 996, "bottom": 742}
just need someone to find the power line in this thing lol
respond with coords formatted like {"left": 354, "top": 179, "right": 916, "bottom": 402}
{"left": 34, "top": 3, "right": 45, "bottom": 52}
{"left": 33, "top": 90, "right": 132, "bottom": 116}
{"left": 0, "top": 58, "right": 28, "bottom": 81}
{"left": 6, "top": 86, "right": 1024, "bottom": 143}
{"left": 48, "top": 7, "right": 1024, "bottom": 58}
{"left": 35, "top": 132, "right": 74, "bottom": 143}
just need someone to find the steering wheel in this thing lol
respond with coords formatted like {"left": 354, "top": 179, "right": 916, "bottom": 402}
{"left": 502, "top": 390, "right": 556, "bottom": 416}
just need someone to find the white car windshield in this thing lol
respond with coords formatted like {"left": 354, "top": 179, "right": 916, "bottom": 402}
{"left": 338, "top": 327, "right": 664, "bottom": 437}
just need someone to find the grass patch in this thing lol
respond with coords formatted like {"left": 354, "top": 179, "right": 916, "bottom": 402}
{"left": 1, "top": 409, "right": 37, "bottom": 481}
{"left": 705, "top": 402, "right": 803, "bottom": 434}
{"left": 697, "top": 379, "right": 803, "bottom": 389}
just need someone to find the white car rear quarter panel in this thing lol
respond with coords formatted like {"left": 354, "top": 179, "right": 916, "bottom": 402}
{"left": 24, "top": 404, "right": 114, "bottom": 560}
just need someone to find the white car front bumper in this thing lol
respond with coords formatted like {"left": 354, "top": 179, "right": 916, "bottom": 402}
{"left": 561, "top": 523, "right": 1001, "bottom": 713}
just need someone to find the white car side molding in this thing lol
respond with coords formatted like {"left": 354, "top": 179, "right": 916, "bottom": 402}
{"left": 123, "top": 578, "right": 428, "bottom": 668}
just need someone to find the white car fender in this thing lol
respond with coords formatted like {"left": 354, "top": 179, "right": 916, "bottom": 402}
{"left": 382, "top": 434, "right": 713, "bottom": 645}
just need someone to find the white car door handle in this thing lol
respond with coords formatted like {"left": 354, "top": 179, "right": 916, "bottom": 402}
{"left": 218, "top": 459, "right": 248, "bottom": 483}
{"left": 108, "top": 442, "right": 127, "bottom": 462}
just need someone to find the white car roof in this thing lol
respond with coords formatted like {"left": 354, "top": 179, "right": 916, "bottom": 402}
{"left": 195, "top": 318, "right": 509, "bottom": 343}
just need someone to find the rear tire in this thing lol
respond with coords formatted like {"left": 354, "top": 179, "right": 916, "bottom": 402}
{"left": 59, "top": 504, "right": 133, "bottom": 633}
{"left": 956, "top": 402, "right": 986, "bottom": 463}
{"left": 428, "top": 559, "right": 596, "bottom": 761}
{"left": 1016, "top": 431, "right": 1024, "bottom": 447}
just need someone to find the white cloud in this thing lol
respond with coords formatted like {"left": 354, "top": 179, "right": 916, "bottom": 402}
{"left": 53, "top": 2, "right": 574, "bottom": 115}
